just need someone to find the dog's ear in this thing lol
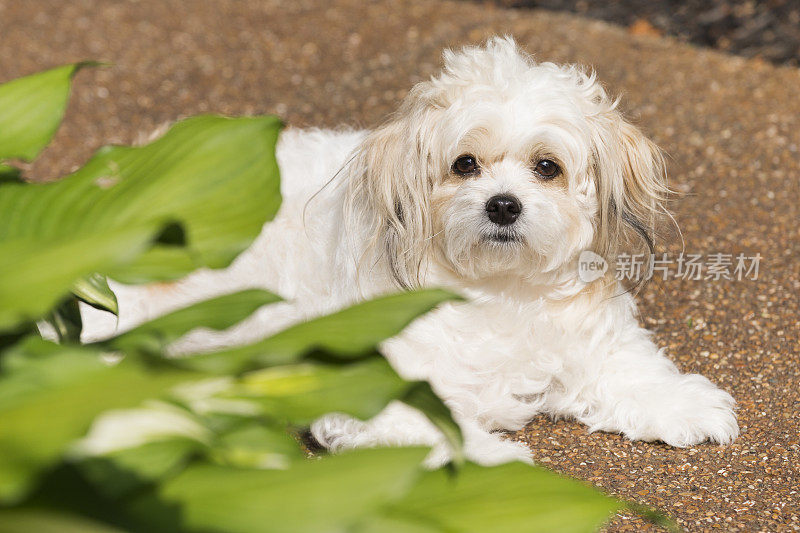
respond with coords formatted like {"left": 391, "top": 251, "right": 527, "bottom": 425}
{"left": 590, "top": 109, "right": 669, "bottom": 275}
{"left": 345, "top": 89, "right": 439, "bottom": 289}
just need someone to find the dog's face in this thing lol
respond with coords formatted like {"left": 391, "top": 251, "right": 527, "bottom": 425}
{"left": 429, "top": 78, "right": 600, "bottom": 279}
{"left": 348, "top": 37, "right": 666, "bottom": 287}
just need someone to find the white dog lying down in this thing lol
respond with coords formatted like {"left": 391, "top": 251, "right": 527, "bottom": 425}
{"left": 82, "top": 37, "right": 738, "bottom": 466}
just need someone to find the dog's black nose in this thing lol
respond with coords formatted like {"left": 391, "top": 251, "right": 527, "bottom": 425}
{"left": 485, "top": 194, "right": 521, "bottom": 225}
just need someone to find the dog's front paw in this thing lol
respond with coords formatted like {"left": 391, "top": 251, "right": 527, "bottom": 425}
{"left": 310, "top": 413, "right": 369, "bottom": 452}
{"left": 589, "top": 374, "right": 739, "bottom": 447}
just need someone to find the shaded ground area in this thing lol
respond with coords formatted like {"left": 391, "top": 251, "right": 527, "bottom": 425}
{"left": 487, "top": 0, "right": 800, "bottom": 66}
{"left": 1, "top": 0, "right": 798, "bottom": 531}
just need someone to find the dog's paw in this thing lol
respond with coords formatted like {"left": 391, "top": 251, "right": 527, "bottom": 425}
{"left": 310, "top": 413, "right": 368, "bottom": 452}
{"left": 423, "top": 429, "right": 533, "bottom": 468}
{"left": 589, "top": 374, "right": 739, "bottom": 447}
{"left": 466, "top": 433, "right": 534, "bottom": 466}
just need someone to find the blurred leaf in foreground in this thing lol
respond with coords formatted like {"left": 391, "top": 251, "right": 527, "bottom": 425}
{"left": 0, "top": 337, "right": 203, "bottom": 503}
{"left": 0, "top": 63, "right": 96, "bottom": 162}
{"left": 0, "top": 115, "right": 282, "bottom": 333}
{"left": 103, "top": 289, "right": 281, "bottom": 356}
{"left": 359, "top": 461, "right": 622, "bottom": 533}
{"left": 186, "top": 289, "right": 462, "bottom": 373}
{"left": 72, "top": 274, "right": 119, "bottom": 316}
{"left": 127, "top": 447, "right": 429, "bottom": 533}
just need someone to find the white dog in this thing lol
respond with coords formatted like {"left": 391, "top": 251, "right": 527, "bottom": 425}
{"left": 82, "top": 37, "right": 738, "bottom": 466}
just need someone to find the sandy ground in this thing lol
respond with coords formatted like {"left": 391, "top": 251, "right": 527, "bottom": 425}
{"left": 1, "top": 0, "right": 798, "bottom": 531}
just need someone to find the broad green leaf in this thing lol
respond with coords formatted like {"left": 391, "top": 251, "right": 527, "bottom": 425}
{"left": 0, "top": 337, "right": 204, "bottom": 503}
{"left": 0, "top": 225, "right": 157, "bottom": 332}
{"left": 77, "top": 438, "right": 201, "bottom": 499}
{"left": 0, "top": 463, "right": 138, "bottom": 532}
{"left": 182, "top": 290, "right": 465, "bottom": 458}
{"left": 0, "top": 164, "right": 21, "bottom": 184}
{"left": 128, "top": 447, "right": 429, "bottom": 533}
{"left": 73, "top": 274, "right": 118, "bottom": 315}
{"left": 44, "top": 297, "right": 83, "bottom": 343}
{"left": 0, "top": 63, "right": 95, "bottom": 162}
{"left": 186, "top": 289, "right": 461, "bottom": 374}
{"left": 400, "top": 382, "right": 464, "bottom": 466}
{"left": 368, "top": 462, "right": 621, "bottom": 533}
{"left": 0, "top": 323, "right": 35, "bottom": 352}
{"left": 353, "top": 515, "right": 439, "bottom": 533}
{"left": 0, "top": 507, "right": 125, "bottom": 533}
{"left": 0, "top": 115, "right": 282, "bottom": 332}
{"left": 225, "top": 358, "right": 463, "bottom": 463}
{"left": 230, "top": 358, "right": 409, "bottom": 424}
{"left": 104, "top": 289, "right": 281, "bottom": 355}
{"left": 210, "top": 423, "right": 305, "bottom": 469}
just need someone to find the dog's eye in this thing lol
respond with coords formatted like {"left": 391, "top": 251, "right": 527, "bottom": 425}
{"left": 534, "top": 159, "right": 561, "bottom": 179}
{"left": 452, "top": 155, "right": 479, "bottom": 176}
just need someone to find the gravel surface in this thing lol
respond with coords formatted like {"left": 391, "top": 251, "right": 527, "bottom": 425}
{"left": 1, "top": 0, "right": 798, "bottom": 531}
{"left": 488, "top": 0, "right": 800, "bottom": 67}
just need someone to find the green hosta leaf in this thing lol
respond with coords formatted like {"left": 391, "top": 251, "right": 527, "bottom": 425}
{"left": 54, "top": 115, "right": 282, "bottom": 279}
{"left": 354, "top": 515, "right": 440, "bottom": 533}
{"left": 73, "top": 402, "right": 210, "bottom": 498}
{"left": 77, "top": 438, "right": 201, "bottom": 499}
{"left": 0, "top": 507, "right": 126, "bottom": 533}
{"left": 127, "top": 447, "right": 429, "bottom": 533}
{"left": 400, "top": 381, "right": 464, "bottom": 466}
{"left": 0, "top": 462, "right": 140, "bottom": 531}
{"left": 44, "top": 297, "right": 83, "bottom": 344}
{"left": 0, "top": 323, "right": 35, "bottom": 352}
{"left": 186, "top": 289, "right": 461, "bottom": 374}
{"left": 0, "top": 63, "right": 95, "bottom": 162}
{"left": 0, "top": 164, "right": 21, "bottom": 184}
{"left": 210, "top": 423, "right": 305, "bottom": 469}
{"left": 0, "top": 225, "right": 157, "bottom": 332}
{"left": 73, "top": 274, "right": 118, "bottom": 315}
{"left": 0, "top": 115, "right": 282, "bottom": 333}
{"left": 0, "top": 337, "right": 204, "bottom": 503}
{"left": 104, "top": 289, "right": 281, "bottom": 355}
{"left": 224, "top": 358, "right": 463, "bottom": 463}
{"left": 365, "top": 462, "right": 621, "bottom": 533}
{"left": 230, "top": 358, "right": 409, "bottom": 424}
{"left": 181, "top": 290, "right": 464, "bottom": 460}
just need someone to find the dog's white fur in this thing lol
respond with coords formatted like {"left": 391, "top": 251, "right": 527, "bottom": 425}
{"left": 82, "top": 37, "right": 738, "bottom": 466}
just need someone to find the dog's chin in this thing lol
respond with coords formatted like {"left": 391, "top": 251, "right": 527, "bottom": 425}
{"left": 440, "top": 231, "right": 533, "bottom": 279}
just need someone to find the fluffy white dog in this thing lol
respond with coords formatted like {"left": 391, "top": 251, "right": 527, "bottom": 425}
{"left": 82, "top": 37, "right": 738, "bottom": 466}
